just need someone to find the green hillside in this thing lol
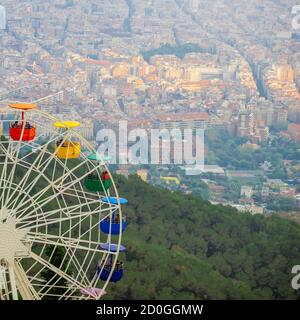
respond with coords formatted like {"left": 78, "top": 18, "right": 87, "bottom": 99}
{"left": 1, "top": 141, "right": 300, "bottom": 300}
{"left": 105, "top": 175, "right": 300, "bottom": 300}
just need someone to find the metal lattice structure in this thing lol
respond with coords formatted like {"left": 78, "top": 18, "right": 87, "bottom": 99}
{"left": 0, "top": 105, "right": 124, "bottom": 300}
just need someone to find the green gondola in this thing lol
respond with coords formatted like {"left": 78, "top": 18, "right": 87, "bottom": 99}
{"left": 84, "top": 176, "right": 111, "bottom": 192}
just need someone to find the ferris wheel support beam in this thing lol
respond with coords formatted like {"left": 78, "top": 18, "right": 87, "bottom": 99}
{"left": 0, "top": 265, "right": 9, "bottom": 300}
{"left": 13, "top": 261, "right": 40, "bottom": 300}
{"left": 8, "top": 263, "right": 18, "bottom": 300}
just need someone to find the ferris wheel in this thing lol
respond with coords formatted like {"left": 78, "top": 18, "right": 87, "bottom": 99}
{"left": 0, "top": 103, "right": 127, "bottom": 300}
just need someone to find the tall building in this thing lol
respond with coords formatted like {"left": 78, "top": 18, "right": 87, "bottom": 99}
{"left": 0, "top": 5, "right": 6, "bottom": 30}
{"left": 254, "top": 126, "right": 269, "bottom": 142}
{"left": 188, "top": 0, "right": 199, "bottom": 13}
{"left": 275, "top": 65, "right": 294, "bottom": 82}
{"left": 273, "top": 107, "right": 288, "bottom": 125}
{"left": 237, "top": 112, "right": 255, "bottom": 137}
{"left": 185, "top": 66, "right": 223, "bottom": 81}
{"left": 154, "top": 112, "right": 209, "bottom": 131}
{"left": 241, "top": 186, "right": 253, "bottom": 199}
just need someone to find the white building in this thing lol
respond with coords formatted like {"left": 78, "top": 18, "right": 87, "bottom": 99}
{"left": 232, "top": 204, "right": 264, "bottom": 215}
{"left": 188, "top": 0, "right": 199, "bottom": 13}
{"left": 241, "top": 186, "right": 253, "bottom": 199}
{"left": 296, "top": 194, "right": 300, "bottom": 208}
{"left": 0, "top": 6, "right": 6, "bottom": 30}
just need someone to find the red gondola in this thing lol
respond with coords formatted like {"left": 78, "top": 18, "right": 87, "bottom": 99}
{"left": 10, "top": 122, "right": 36, "bottom": 141}
{"left": 8, "top": 103, "right": 37, "bottom": 142}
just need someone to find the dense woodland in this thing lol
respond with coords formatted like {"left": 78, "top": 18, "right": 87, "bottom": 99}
{"left": 104, "top": 174, "right": 300, "bottom": 300}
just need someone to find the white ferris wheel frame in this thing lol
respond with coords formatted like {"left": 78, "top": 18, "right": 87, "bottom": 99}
{"left": 0, "top": 106, "right": 124, "bottom": 300}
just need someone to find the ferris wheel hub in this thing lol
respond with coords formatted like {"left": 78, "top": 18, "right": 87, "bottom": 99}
{"left": 0, "top": 219, "right": 29, "bottom": 264}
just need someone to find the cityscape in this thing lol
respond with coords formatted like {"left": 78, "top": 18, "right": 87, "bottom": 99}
{"left": 1, "top": 0, "right": 299, "bottom": 216}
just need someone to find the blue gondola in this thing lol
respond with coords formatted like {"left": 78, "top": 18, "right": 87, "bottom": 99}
{"left": 97, "top": 265, "right": 124, "bottom": 283}
{"left": 97, "top": 196, "right": 128, "bottom": 283}
{"left": 99, "top": 243, "right": 126, "bottom": 253}
{"left": 100, "top": 216, "right": 127, "bottom": 235}
{"left": 100, "top": 197, "right": 128, "bottom": 234}
{"left": 97, "top": 250, "right": 124, "bottom": 283}
{"left": 88, "top": 153, "right": 112, "bottom": 162}
{"left": 101, "top": 197, "right": 128, "bottom": 205}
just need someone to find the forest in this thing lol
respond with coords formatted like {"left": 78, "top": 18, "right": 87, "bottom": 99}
{"left": 205, "top": 128, "right": 300, "bottom": 180}
{"left": 104, "top": 174, "right": 300, "bottom": 300}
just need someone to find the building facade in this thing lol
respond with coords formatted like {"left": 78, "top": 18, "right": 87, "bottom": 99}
{"left": 0, "top": 6, "right": 6, "bottom": 30}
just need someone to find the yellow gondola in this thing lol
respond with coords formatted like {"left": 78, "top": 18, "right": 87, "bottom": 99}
{"left": 53, "top": 121, "right": 81, "bottom": 159}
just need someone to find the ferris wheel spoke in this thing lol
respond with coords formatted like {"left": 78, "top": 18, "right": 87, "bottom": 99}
{"left": 60, "top": 189, "right": 100, "bottom": 203}
{"left": 60, "top": 210, "right": 104, "bottom": 244}
{"left": 6, "top": 160, "right": 57, "bottom": 213}
{"left": 43, "top": 148, "right": 100, "bottom": 191}
{"left": 43, "top": 208, "right": 109, "bottom": 285}
{"left": 11, "top": 136, "right": 72, "bottom": 211}
{"left": 11, "top": 149, "right": 88, "bottom": 214}
{"left": 64, "top": 249, "right": 99, "bottom": 297}
{"left": 16, "top": 194, "right": 108, "bottom": 225}
{"left": 19, "top": 212, "right": 98, "bottom": 230}
{"left": 61, "top": 245, "right": 94, "bottom": 287}
{"left": 1, "top": 126, "right": 32, "bottom": 208}
{"left": 0, "top": 141, "right": 9, "bottom": 160}
{"left": 26, "top": 229, "right": 112, "bottom": 281}
{"left": 21, "top": 201, "right": 112, "bottom": 231}
{"left": 3, "top": 161, "right": 47, "bottom": 212}
{"left": 53, "top": 157, "right": 94, "bottom": 189}
{"left": 8, "top": 135, "right": 62, "bottom": 211}
{"left": 70, "top": 242, "right": 103, "bottom": 295}
{"left": 28, "top": 251, "right": 89, "bottom": 292}
{"left": 29, "top": 236, "right": 98, "bottom": 297}
{"left": 39, "top": 280, "right": 77, "bottom": 299}
{"left": 10, "top": 129, "right": 51, "bottom": 162}
{"left": 8, "top": 160, "right": 79, "bottom": 215}
{"left": 15, "top": 184, "right": 98, "bottom": 220}
{"left": 63, "top": 270, "right": 103, "bottom": 300}
{"left": 0, "top": 139, "right": 15, "bottom": 209}
{"left": 49, "top": 156, "right": 101, "bottom": 223}
{"left": 58, "top": 214, "right": 114, "bottom": 290}
{"left": 14, "top": 165, "right": 102, "bottom": 219}
{"left": 26, "top": 233, "right": 106, "bottom": 255}
{"left": 3, "top": 136, "right": 58, "bottom": 210}
{"left": 57, "top": 205, "right": 106, "bottom": 246}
